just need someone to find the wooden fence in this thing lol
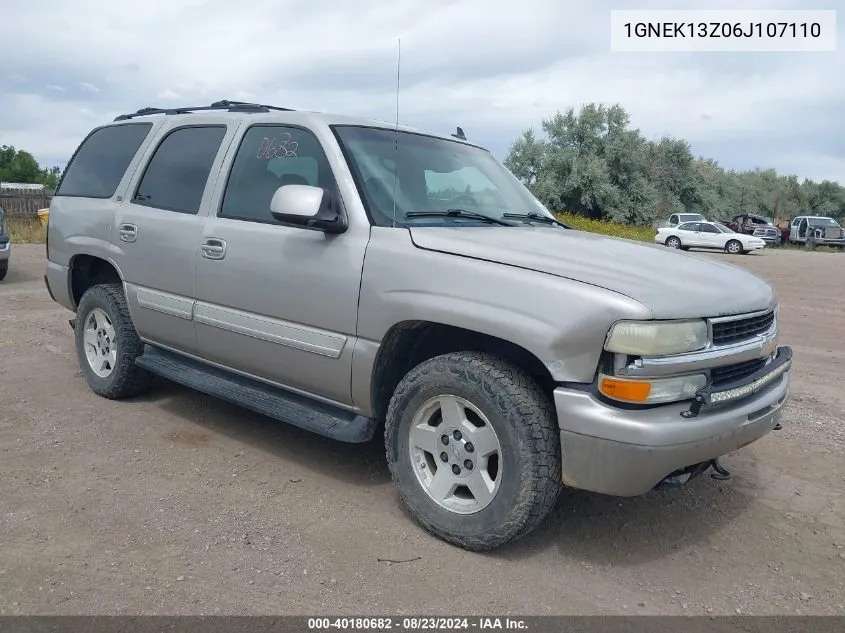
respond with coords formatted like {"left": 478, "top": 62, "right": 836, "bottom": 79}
{"left": 0, "top": 189, "right": 53, "bottom": 217}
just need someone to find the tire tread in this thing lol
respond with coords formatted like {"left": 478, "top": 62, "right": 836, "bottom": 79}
{"left": 75, "top": 283, "right": 153, "bottom": 399}
{"left": 385, "top": 351, "right": 561, "bottom": 551}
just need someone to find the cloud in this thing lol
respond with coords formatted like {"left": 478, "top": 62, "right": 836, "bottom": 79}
{"left": 0, "top": 0, "right": 841, "bottom": 184}
{"left": 45, "top": 84, "right": 65, "bottom": 92}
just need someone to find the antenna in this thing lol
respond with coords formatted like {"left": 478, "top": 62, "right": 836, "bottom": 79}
{"left": 391, "top": 38, "right": 401, "bottom": 228}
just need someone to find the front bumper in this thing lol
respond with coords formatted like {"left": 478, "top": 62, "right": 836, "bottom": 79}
{"left": 0, "top": 239, "right": 10, "bottom": 261}
{"left": 554, "top": 348, "right": 791, "bottom": 497}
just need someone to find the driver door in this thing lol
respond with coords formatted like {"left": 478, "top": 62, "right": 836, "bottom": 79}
{"left": 191, "top": 122, "right": 370, "bottom": 406}
{"left": 697, "top": 223, "right": 723, "bottom": 248}
{"left": 789, "top": 217, "right": 802, "bottom": 241}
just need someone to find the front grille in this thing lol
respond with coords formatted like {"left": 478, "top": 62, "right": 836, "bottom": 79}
{"left": 710, "top": 358, "right": 767, "bottom": 387}
{"left": 711, "top": 309, "right": 775, "bottom": 346}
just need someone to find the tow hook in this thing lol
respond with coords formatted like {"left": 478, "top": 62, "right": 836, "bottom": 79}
{"left": 709, "top": 458, "right": 731, "bottom": 481}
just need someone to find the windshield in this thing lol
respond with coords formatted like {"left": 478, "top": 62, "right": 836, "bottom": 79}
{"left": 332, "top": 126, "right": 554, "bottom": 227}
{"left": 713, "top": 223, "right": 735, "bottom": 233}
{"left": 679, "top": 213, "right": 705, "bottom": 222}
{"left": 808, "top": 217, "right": 839, "bottom": 227}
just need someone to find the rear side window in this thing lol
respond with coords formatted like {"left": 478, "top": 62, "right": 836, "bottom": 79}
{"left": 132, "top": 125, "right": 227, "bottom": 214}
{"left": 56, "top": 123, "right": 153, "bottom": 198}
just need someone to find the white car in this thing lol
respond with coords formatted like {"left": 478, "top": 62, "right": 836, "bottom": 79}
{"left": 655, "top": 220, "right": 766, "bottom": 255}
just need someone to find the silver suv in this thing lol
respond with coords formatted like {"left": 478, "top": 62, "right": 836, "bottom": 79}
{"left": 0, "top": 205, "right": 10, "bottom": 280}
{"left": 44, "top": 101, "right": 793, "bottom": 551}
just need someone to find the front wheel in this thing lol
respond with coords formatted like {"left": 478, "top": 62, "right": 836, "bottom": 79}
{"left": 725, "top": 239, "right": 743, "bottom": 255}
{"left": 74, "top": 283, "right": 153, "bottom": 399}
{"left": 665, "top": 236, "right": 681, "bottom": 249}
{"left": 385, "top": 351, "right": 562, "bottom": 551}
{"left": 0, "top": 260, "right": 7, "bottom": 281}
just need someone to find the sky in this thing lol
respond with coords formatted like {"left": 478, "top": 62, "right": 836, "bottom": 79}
{"left": 1, "top": 0, "right": 842, "bottom": 184}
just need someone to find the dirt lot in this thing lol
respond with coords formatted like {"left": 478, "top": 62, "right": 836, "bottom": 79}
{"left": 1, "top": 244, "right": 843, "bottom": 616}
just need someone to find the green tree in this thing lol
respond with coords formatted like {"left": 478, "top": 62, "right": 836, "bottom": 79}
{"left": 0, "top": 145, "right": 62, "bottom": 190}
{"left": 505, "top": 103, "right": 845, "bottom": 225}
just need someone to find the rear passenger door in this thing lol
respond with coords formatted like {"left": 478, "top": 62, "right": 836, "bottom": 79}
{"left": 192, "top": 123, "right": 370, "bottom": 406}
{"left": 675, "top": 222, "right": 700, "bottom": 246}
{"left": 110, "top": 120, "right": 238, "bottom": 355}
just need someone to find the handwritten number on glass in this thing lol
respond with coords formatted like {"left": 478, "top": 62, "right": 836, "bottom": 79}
{"left": 257, "top": 134, "right": 298, "bottom": 159}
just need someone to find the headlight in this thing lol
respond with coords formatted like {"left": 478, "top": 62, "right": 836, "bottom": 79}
{"left": 598, "top": 373, "right": 707, "bottom": 404}
{"left": 604, "top": 319, "right": 708, "bottom": 356}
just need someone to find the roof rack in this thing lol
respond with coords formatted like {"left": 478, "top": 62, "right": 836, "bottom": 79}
{"left": 113, "top": 100, "right": 295, "bottom": 121}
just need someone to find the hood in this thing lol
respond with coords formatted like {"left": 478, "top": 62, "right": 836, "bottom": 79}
{"left": 409, "top": 226, "right": 775, "bottom": 319}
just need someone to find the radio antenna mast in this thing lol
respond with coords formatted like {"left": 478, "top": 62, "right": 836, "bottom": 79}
{"left": 391, "top": 38, "right": 401, "bottom": 228}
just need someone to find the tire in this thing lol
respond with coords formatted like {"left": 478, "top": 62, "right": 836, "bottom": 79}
{"left": 74, "top": 283, "right": 153, "bottom": 399}
{"left": 725, "top": 239, "right": 743, "bottom": 255}
{"left": 665, "top": 236, "right": 681, "bottom": 249}
{"left": 0, "top": 260, "right": 7, "bottom": 281}
{"left": 385, "top": 351, "right": 562, "bottom": 551}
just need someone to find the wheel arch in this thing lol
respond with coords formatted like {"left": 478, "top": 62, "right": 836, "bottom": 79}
{"left": 69, "top": 253, "right": 125, "bottom": 310}
{"left": 368, "top": 320, "right": 557, "bottom": 424}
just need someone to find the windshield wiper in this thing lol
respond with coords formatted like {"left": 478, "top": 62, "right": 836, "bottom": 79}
{"left": 502, "top": 212, "right": 571, "bottom": 228}
{"left": 404, "top": 208, "right": 515, "bottom": 226}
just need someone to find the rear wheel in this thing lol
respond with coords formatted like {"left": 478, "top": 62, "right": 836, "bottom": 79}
{"left": 0, "top": 260, "right": 7, "bottom": 281}
{"left": 665, "top": 236, "right": 682, "bottom": 249}
{"left": 725, "top": 239, "right": 743, "bottom": 255}
{"left": 74, "top": 283, "right": 153, "bottom": 399}
{"left": 385, "top": 351, "right": 562, "bottom": 551}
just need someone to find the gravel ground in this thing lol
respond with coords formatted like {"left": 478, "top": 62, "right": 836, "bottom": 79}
{"left": 0, "top": 244, "right": 843, "bottom": 615}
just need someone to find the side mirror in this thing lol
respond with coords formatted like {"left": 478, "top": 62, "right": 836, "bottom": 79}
{"left": 269, "top": 184, "right": 347, "bottom": 234}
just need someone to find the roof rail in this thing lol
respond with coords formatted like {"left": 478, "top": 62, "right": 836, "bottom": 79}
{"left": 113, "top": 100, "right": 295, "bottom": 121}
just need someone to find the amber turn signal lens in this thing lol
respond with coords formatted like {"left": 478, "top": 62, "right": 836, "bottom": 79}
{"left": 599, "top": 376, "right": 652, "bottom": 403}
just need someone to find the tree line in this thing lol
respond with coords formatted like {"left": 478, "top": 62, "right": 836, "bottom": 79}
{"left": 504, "top": 103, "right": 845, "bottom": 226}
{"left": 0, "top": 146, "right": 62, "bottom": 190}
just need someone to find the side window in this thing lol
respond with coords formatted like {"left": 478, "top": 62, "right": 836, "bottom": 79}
{"left": 669, "top": 214, "right": 678, "bottom": 225}
{"left": 792, "top": 217, "right": 801, "bottom": 226}
{"left": 220, "top": 125, "right": 337, "bottom": 224}
{"left": 56, "top": 123, "right": 152, "bottom": 198}
{"left": 700, "top": 224, "right": 719, "bottom": 233}
{"left": 676, "top": 222, "right": 695, "bottom": 232}
{"left": 132, "top": 125, "right": 227, "bottom": 214}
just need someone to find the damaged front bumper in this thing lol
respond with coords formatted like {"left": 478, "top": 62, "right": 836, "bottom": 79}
{"left": 553, "top": 346, "right": 791, "bottom": 497}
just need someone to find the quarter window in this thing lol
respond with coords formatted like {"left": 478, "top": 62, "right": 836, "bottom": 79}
{"left": 220, "top": 125, "right": 337, "bottom": 224}
{"left": 132, "top": 125, "right": 226, "bottom": 214}
{"left": 56, "top": 123, "right": 153, "bottom": 198}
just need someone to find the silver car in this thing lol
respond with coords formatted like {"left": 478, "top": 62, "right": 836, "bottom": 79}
{"left": 44, "top": 101, "right": 792, "bottom": 550}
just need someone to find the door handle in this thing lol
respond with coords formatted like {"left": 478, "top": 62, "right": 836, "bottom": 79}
{"left": 200, "top": 238, "right": 226, "bottom": 260}
{"left": 118, "top": 223, "right": 138, "bottom": 243}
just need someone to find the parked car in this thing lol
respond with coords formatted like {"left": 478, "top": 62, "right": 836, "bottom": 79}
{"left": 44, "top": 101, "right": 792, "bottom": 551}
{"left": 727, "top": 213, "right": 781, "bottom": 246}
{"left": 666, "top": 212, "right": 706, "bottom": 228}
{"left": 788, "top": 215, "right": 845, "bottom": 248}
{"left": 655, "top": 220, "right": 766, "bottom": 254}
{"left": 0, "top": 206, "right": 10, "bottom": 281}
